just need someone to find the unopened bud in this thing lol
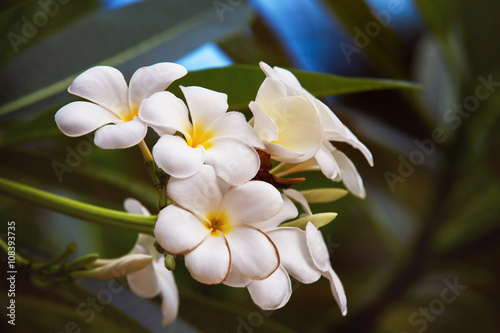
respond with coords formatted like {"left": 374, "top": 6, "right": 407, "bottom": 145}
{"left": 299, "top": 188, "right": 348, "bottom": 203}
{"left": 281, "top": 212, "right": 338, "bottom": 230}
{"left": 75, "top": 254, "right": 152, "bottom": 279}
{"left": 164, "top": 253, "right": 176, "bottom": 271}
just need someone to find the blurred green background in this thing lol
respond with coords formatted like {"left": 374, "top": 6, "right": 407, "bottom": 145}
{"left": 1, "top": 0, "right": 499, "bottom": 332}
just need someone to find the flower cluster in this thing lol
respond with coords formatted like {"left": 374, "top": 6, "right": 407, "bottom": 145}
{"left": 55, "top": 62, "right": 372, "bottom": 325}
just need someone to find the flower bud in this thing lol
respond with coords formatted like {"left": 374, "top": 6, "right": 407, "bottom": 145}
{"left": 78, "top": 254, "right": 153, "bottom": 279}
{"left": 299, "top": 188, "right": 348, "bottom": 203}
{"left": 164, "top": 253, "right": 176, "bottom": 271}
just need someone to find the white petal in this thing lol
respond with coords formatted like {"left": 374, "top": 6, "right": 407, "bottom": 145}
{"left": 206, "top": 112, "right": 264, "bottom": 149}
{"left": 314, "top": 144, "right": 340, "bottom": 180}
{"left": 249, "top": 101, "right": 278, "bottom": 142}
{"left": 94, "top": 117, "right": 147, "bottom": 149}
{"left": 153, "top": 258, "right": 180, "bottom": 326}
{"left": 154, "top": 205, "right": 209, "bottom": 255}
{"left": 324, "top": 268, "right": 348, "bottom": 316}
{"left": 127, "top": 263, "right": 160, "bottom": 298}
{"left": 132, "top": 234, "right": 162, "bottom": 263}
{"left": 226, "top": 224, "right": 279, "bottom": 280}
{"left": 220, "top": 181, "right": 284, "bottom": 223}
{"left": 255, "top": 78, "right": 287, "bottom": 113}
{"left": 326, "top": 128, "right": 374, "bottom": 167}
{"left": 271, "top": 95, "right": 318, "bottom": 129}
{"left": 259, "top": 62, "right": 276, "bottom": 80}
{"left": 138, "top": 91, "right": 192, "bottom": 137}
{"left": 316, "top": 100, "right": 373, "bottom": 166}
{"left": 55, "top": 101, "right": 120, "bottom": 137}
{"left": 166, "top": 165, "right": 222, "bottom": 216}
{"left": 283, "top": 188, "right": 312, "bottom": 216}
{"left": 152, "top": 135, "right": 204, "bottom": 179}
{"left": 274, "top": 122, "right": 322, "bottom": 163}
{"left": 305, "top": 222, "right": 330, "bottom": 272}
{"left": 253, "top": 195, "right": 298, "bottom": 231}
{"left": 69, "top": 66, "right": 129, "bottom": 116}
{"left": 264, "top": 141, "right": 305, "bottom": 162}
{"left": 124, "top": 198, "right": 150, "bottom": 216}
{"left": 129, "top": 62, "right": 187, "bottom": 109}
{"left": 185, "top": 234, "right": 231, "bottom": 285}
{"left": 272, "top": 66, "right": 304, "bottom": 95}
{"left": 204, "top": 138, "right": 260, "bottom": 186}
{"left": 223, "top": 265, "right": 251, "bottom": 288}
{"left": 181, "top": 86, "right": 228, "bottom": 132}
{"left": 331, "top": 149, "right": 366, "bottom": 198}
{"left": 247, "top": 265, "right": 292, "bottom": 310}
{"left": 313, "top": 100, "right": 344, "bottom": 134}
{"left": 268, "top": 227, "right": 321, "bottom": 284}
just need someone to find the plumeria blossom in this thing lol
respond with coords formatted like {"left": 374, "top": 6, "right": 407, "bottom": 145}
{"left": 225, "top": 190, "right": 347, "bottom": 314}
{"left": 55, "top": 63, "right": 187, "bottom": 149}
{"left": 140, "top": 86, "right": 264, "bottom": 185}
{"left": 226, "top": 222, "right": 347, "bottom": 314}
{"left": 154, "top": 165, "right": 296, "bottom": 285}
{"left": 259, "top": 62, "right": 373, "bottom": 198}
{"left": 123, "top": 198, "right": 179, "bottom": 326}
{"left": 249, "top": 73, "right": 323, "bottom": 164}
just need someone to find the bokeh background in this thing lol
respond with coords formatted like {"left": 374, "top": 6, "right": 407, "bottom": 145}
{"left": 1, "top": 0, "right": 499, "bottom": 332}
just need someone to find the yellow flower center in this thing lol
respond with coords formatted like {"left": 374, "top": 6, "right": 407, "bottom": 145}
{"left": 121, "top": 105, "right": 139, "bottom": 122}
{"left": 205, "top": 211, "right": 231, "bottom": 236}
{"left": 187, "top": 124, "right": 213, "bottom": 150}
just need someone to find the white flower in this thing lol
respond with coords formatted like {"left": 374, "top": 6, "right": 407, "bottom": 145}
{"left": 123, "top": 198, "right": 179, "bottom": 326}
{"left": 154, "top": 165, "right": 292, "bottom": 285}
{"left": 55, "top": 63, "right": 187, "bottom": 149}
{"left": 139, "top": 86, "right": 264, "bottom": 186}
{"left": 224, "top": 189, "right": 346, "bottom": 314}
{"left": 226, "top": 221, "right": 347, "bottom": 315}
{"left": 249, "top": 75, "right": 323, "bottom": 164}
{"left": 259, "top": 62, "right": 373, "bottom": 198}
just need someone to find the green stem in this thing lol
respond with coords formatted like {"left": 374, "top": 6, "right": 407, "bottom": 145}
{"left": 0, "top": 238, "right": 29, "bottom": 265}
{"left": 138, "top": 140, "right": 167, "bottom": 212}
{"left": 0, "top": 177, "right": 155, "bottom": 235}
{"left": 31, "top": 242, "right": 78, "bottom": 269}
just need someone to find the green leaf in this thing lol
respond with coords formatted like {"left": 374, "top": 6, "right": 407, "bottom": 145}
{"left": 172, "top": 65, "right": 422, "bottom": 110}
{"left": 281, "top": 212, "right": 338, "bottom": 229}
{"left": 0, "top": 0, "right": 99, "bottom": 69}
{"left": 0, "top": 0, "right": 253, "bottom": 115}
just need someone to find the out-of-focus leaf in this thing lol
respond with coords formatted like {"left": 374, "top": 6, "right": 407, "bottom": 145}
{"left": 323, "top": 0, "right": 409, "bottom": 79}
{"left": 179, "top": 289, "right": 298, "bottom": 333}
{"left": 414, "top": 0, "right": 456, "bottom": 42}
{"left": 172, "top": 65, "right": 422, "bottom": 110}
{"left": 459, "top": 0, "right": 500, "bottom": 76}
{"left": 415, "top": 0, "right": 469, "bottom": 83}
{"left": 0, "top": 146, "right": 157, "bottom": 209}
{"left": 0, "top": 106, "right": 61, "bottom": 147}
{"left": 433, "top": 181, "right": 500, "bottom": 258}
{"left": 1, "top": 278, "right": 150, "bottom": 333}
{"left": 0, "top": 0, "right": 253, "bottom": 115}
{"left": 217, "top": 15, "right": 293, "bottom": 66}
{"left": 0, "top": 0, "right": 99, "bottom": 69}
